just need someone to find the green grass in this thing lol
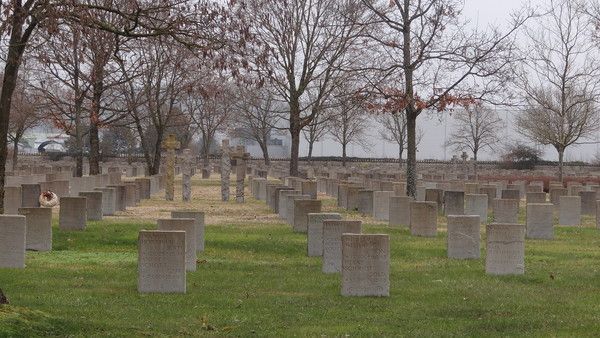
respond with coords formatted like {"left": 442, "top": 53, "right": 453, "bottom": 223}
{"left": 2, "top": 184, "right": 600, "bottom": 337}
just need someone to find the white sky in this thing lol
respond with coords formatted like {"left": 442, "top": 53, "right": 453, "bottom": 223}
{"left": 299, "top": 0, "right": 600, "bottom": 162}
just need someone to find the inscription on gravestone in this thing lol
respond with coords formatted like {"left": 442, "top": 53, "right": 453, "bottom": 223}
{"left": 138, "top": 230, "right": 186, "bottom": 293}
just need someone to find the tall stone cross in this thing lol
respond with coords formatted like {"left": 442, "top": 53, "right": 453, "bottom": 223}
{"left": 181, "top": 148, "right": 194, "bottom": 202}
{"left": 220, "top": 139, "right": 231, "bottom": 201}
{"left": 231, "top": 145, "right": 250, "bottom": 203}
{"left": 162, "top": 134, "right": 180, "bottom": 201}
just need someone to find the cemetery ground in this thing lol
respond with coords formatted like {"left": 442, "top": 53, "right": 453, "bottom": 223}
{"left": 2, "top": 178, "right": 600, "bottom": 337}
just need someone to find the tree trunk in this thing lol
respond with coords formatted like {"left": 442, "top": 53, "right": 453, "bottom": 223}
{"left": 473, "top": 151, "right": 478, "bottom": 179}
{"left": 398, "top": 146, "right": 403, "bottom": 169}
{"left": 307, "top": 138, "right": 314, "bottom": 163}
{"left": 88, "top": 123, "right": 100, "bottom": 175}
{"left": 259, "top": 140, "right": 270, "bottom": 166}
{"left": 0, "top": 11, "right": 31, "bottom": 213}
{"left": 342, "top": 143, "right": 347, "bottom": 167}
{"left": 12, "top": 137, "right": 19, "bottom": 171}
{"left": 289, "top": 100, "right": 300, "bottom": 177}
{"left": 406, "top": 113, "right": 417, "bottom": 198}
{"left": 558, "top": 148, "right": 564, "bottom": 183}
{"left": 150, "top": 132, "right": 163, "bottom": 176}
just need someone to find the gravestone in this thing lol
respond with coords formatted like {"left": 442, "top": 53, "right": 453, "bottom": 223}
{"left": 389, "top": 196, "right": 413, "bottom": 227}
{"left": 465, "top": 183, "right": 479, "bottom": 194}
{"left": 559, "top": 196, "right": 581, "bottom": 226}
{"left": 526, "top": 192, "right": 546, "bottom": 205}
{"left": 220, "top": 140, "right": 231, "bottom": 201}
{"left": 181, "top": 149, "right": 194, "bottom": 202}
{"left": 21, "top": 184, "right": 41, "bottom": 208}
{"left": 307, "top": 213, "right": 342, "bottom": 257}
{"left": 493, "top": 199, "right": 519, "bottom": 224}
{"left": 341, "top": 234, "right": 389, "bottom": 297}
{"left": 479, "top": 185, "right": 497, "bottom": 209}
{"left": 322, "top": 220, "right": 361, "bottom": 273}
{"left": 278, "top": 190, "right": 300, "bottom": 219}
{"left": 358, "top": 190, "right": 374, "bottom": 216}
{"left": 94, "top": 187, "right": 116, "bottom": 216}
{"left": 19, "top": 207, "right": 52, "bottom": 251}
{"left": 410, "top": 201, "right": 437, "bottom": 237}
{"left": 301, "top": 180, "right": 318, "bottom": 199}
{"left": 485, "top": 223, "right": 525, "bottom": 275}
{"left": 0, "top": 215, "right": 26, "bottom": 268}
{"left": 444, "top": 191, "right": 465, "bottom": 216}
{"left": 447, "top": 215, "right": 480, "bottom": 259}
{"left": 106, "top": 185, "right": 126, "bottom": 211}
{"left": 526, "top": 203, "right": 553, "bottom": 240}
{"left": 78, "top": 191, "right": 103, "bottom": 220}
{"left": 425, "top": 188, "right": 444, "bottom": 215}
{"left": 579, "top": 191, "right": 596, "bottom": 216}
{"left": 171, "top": 211, "right": 205, "bottom": 252}
{"left": 346, "top": 186, "right": 362, "bottom": 211}
{"left": 286, "top": 194, "right": 311, "bottom": 225}
{"left": 3, "top": 186, "right": 21, "bottom": 215}
{"left": 232, "top": 146, "right": 250, "bottom": 203}
{"left": 464, "top": 194, "right": 488, "bottom": 223}
{"left": 124, "top": 183, "right": 138, "bottom": 207}
{"left": 292, "top": 199, "right": 322, "bottom": 233}
{"left": 373, "top": 191, "right": 394, "bottom": 221}
{"left": 58, "top": 197, "right": 87, "bottom": 231}
{"left": 271, "top": 187, "right": 294, "bottom": 213}
{"left": 135, "top": 178, "right": 151, "bottom": 200}
{"left": 138, "top": 230, "right": 186, "bottom": 293}
{"left": 501, "top": 189, "right": 521, "bottom": 201}
{"left": 162, "top": 134, "right": 181, "bottom": 201}
{"left": 157, "top": 218, "right": 197, "bottom": 271}
{"left": 549, "top": 187, "right": 568, "bottom": 210}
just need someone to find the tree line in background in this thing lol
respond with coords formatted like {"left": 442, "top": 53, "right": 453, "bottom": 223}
{"left": 2, "top": 0, "right": 600, "bottom": 213}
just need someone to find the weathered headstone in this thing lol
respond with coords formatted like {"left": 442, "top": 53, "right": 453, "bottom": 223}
{"left": 444, "top": 191, "right": 465, "bottom": 216}
{"left": 425, "top": 188, "right": 444, "bottom": 215}
{"left": 464, "top": 194, "right": 488, "bottom": 223}
{"left": 389, "top": 196, "right": 413, "bottom": 227}
{"left": 485, "top": 223, "right": 525, "bottom": 275}
{"left": 21, "top": 184, "right": 41, "bottom": 208}
{"left": 138, "top": 230, "right": 186, "bottom": 293}
{"left": 493, "top": 199, "right": 519, "bottom": 224}
{"left": 19, "top": 207, "right": 52, "bottom": 251}
{"left": 78, "top": 191, "right": 103, "bottom": 220}
{"left": 58, "top": 197, "right": 87, "bottom": 231}
{"left": 292, "top": 199, "right": 322, "bottom": 233}
{"left": 3, "top": 186, "right": 22, "bottom": 215}
{"left": 579, "top": 191, "right": 596, "bottom": 216}
{"left": 341, "top": 234, "right": 389, "bottom": 297}
{"left": 526, "top": 192, "right": 546, "bottom": 205}
{"left": 373, "top": 191, "right": 394, "bottom": 221}
{"left": 409, "top": 201, "right": 437, "bottom": 237}
{"left": 157, "top": 218, "right": 197, "bottom": 271}
{"left": 526, "top": 203, "right": 553, "bottom": 239}
{"left": 94, "top": 187, "right": 116, "bottom": 216}
{"left": 286, "top": 194, "right": 311, "bottom": 225}
{"left": 358, "top": 190, "right": 374, "bottom": 216}
{"left": 447, "top": 215, "right": 480, "bottom": 259}
{"left": 559, "top": 196, "right": 581, "bottom": 226}
{"left": 0, "top": 215, "right": 26, "bottom": 268}
{"left": 161, "top": 134, "right": 181, "bottom": 201}
{"left": 221, "top": 140, "right": 231, "bottom": 201}
{"left": 171, "top": 210, "right": 205, "bottom": 252}
{"left": 106, "top": 185, "right": 126, "bottom": 211}
{"left": 322, "top": 220, "right": 361, "bottom": 273}
{"left": 307, "top": 213, "right": 342, "bottom": 257}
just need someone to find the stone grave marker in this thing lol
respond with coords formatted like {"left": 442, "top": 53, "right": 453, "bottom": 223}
{"left": 19, "top": 207, "right": 52, "bottom": 251}
{"left": 447, "top": 215, "right": 480, "bottom": 259}
{"left": 0, "top": 215, "right": 26, "bottom": 268}
{"left": 58, "top": 197, "right": 87, "bottom": 231}
{"left": 444, "top": 191, "right": 465, "bottom": 216}
{"left": 464, "top": 194, "right": 488, "bottom": 223}
{"left": 171, "top": 211, "right": 205, "bottom": 252}
{"left": 322, "top": 220, "right": 361, "bottom": 273}
{"left": 161, "top": 134, "right": 181, "bottom": 201}
{"left": 292, "top": 199, "right": 322, "bottom": 233}
{"left": 485, "top": 223, "right": 525, "bottom": 275}
{"left": 493, "top": 199, "right": 519, "bottom": 224}
{"left": 389, "top": 196, "right": 413, "bottom": 227}
{"left": 559, "top": 196, "right": 581, "bottom": 226}
{"left": 410, "top": 201, "right": 437, "bottom": 237}
{"left": 157, "top": 218, "right": 197, "bottom": 271}
{"left": 526, "top": 203, "right": 553, "bottom": 240}
{"left": 341, "top": 234, "right": 389, "bottom": 297}
{"left": 307, "top": 213, "right": 342, "bottom": 257}
{"left": 138, "top": 230, "right": 186, "bottom": 293}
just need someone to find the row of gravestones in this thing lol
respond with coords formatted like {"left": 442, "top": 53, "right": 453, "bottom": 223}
{"left": 317, "top": 178, "right": 600, "bottom": 276}
{"left": 250, "top": 176, "right": 390, "bottom": 297}
{"left": 0, "top": 174, "right": 163, "bottom": 268}
{"left": 3, "top": 173, "right": 166, "bottom": 214}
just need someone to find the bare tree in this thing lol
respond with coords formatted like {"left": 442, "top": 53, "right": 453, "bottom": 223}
{"left": 234, "top": 0, "right": 367, "bottom": 176}
{"left": 361, "top": 0, "right": 529, "bottom": 197}
{"left": 302, "top": 107, "right": 331, "bottom": 162}
{"left": 8, "top": 75, "right": 40, "bottom": 170}
{"left": 328, "top": 88, "right": 372, "bottom": 167}
{"left": 445, "top": 106, "right": 503, "bottom": 176}
{"left": 230, "top": 87, "right": 282, "bottom": 165}
{"left": 515, "top": 0, "right": 600, "bottom": 181}
{"left": 378, "top": 110, "right": 423, "bottom": 168}
{"left": 185, "top": 75, "right": 233, "bottom": 172}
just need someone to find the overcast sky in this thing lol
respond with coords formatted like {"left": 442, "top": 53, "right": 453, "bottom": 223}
{"left": 299, "top": 0, "right": 600, "bottom": 163}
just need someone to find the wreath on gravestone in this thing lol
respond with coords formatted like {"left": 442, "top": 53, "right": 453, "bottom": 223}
{"left": 39, "top": 191, "right": 59, "bottom": 208}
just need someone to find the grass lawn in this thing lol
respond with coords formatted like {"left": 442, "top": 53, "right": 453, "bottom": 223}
{"left": 1, "top": 178, "right": 600, "bottom": 337}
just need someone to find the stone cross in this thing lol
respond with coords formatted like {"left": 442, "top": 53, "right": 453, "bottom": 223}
{"left": 181, "top": 149, "right": 194, "bottom": 202}
{"left": 161, "top": 134, "right": 180, "bottom": 201}
{"left": 221, "top": 139, "right": 231, "bottom": 202}
{"left": 231, "top": 145, "right": 250, "bottom": 203}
